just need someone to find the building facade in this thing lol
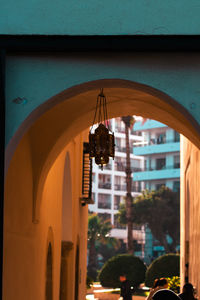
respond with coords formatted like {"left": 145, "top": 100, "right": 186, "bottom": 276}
{"left": 90, "top": 117, "right": 180, "bottom": 264}
{"left": 133, "top": 119, "right": 180, "bottom": 193}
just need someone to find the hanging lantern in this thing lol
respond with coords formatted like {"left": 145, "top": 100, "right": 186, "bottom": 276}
{"left": 89, "top": 89, "right": 115, "bottom": 170}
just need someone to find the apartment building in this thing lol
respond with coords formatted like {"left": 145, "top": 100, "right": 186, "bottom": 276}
{"left": 133, "top": 119, "right": 180, "bottom": 193}
{"left": 133, "top": 119, "right": 180, "bottom": 261}
{"left": 89, "top": 117, "right": 145, "bottom": 244}
{"left": 89, "top": 117, "right": 180, "bottom": 263}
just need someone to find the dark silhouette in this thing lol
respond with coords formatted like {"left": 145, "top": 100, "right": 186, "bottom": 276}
{"left": 152, "top": 289, "right": 181, "bottom": 300}
{"left": 179, "top": 283, "right": 197, "bottom": 300}
{"left": 119, "top": 275, "right": 133, "bottom": 300}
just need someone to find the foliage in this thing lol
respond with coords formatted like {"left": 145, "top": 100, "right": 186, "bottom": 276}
{"left": 97, "top": 239, "right": 126, "bottom": 265}
{"left": 118, "top": 186, "right": 180, "bottom": 253}
{"left": 98, "top": 254, "right": 146, "bottom": 288}
{"left": 167, "top": 276, "right": 180, "bottom": 294}
{"left": 87, "top": 213, "right": 116, "bottom": 280}
{"left": 86, "top": 275, "right": 94, "bottom": 289}
{"left": 145, "top": 254, "right": 180, "bottom": 287}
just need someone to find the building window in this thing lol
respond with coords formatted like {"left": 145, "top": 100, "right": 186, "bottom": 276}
{"left": 174, "top": 155, "right": 180, "bottom": 168}
{"left": 98, "top": 174, "right": 111, "bottom": 189}
{"left": 98, "top": 194, "right": 111, "bottom": 209}
{"left": 156, "top": 158, "right": 166, "bottom": 170}
{"left": 174, "top": 130, "right": 180, "bottom": 142}
{"left": 156, "top": 132, "right": 166, "bottom": 144}
{"left": 114, "top": 195, "right": 121, "bottom": 210}
{"left": 114, "top": 214, "right": 126, "bottom": 229}
{"left": 92, "top": 193, "right": 96, "bottom": 204}
{"left": 92, "top": 173, "right": 95, "bottom": 183}
{"left": 173, "top": 181, "right": 180, "bottom": 192}
{"left": 114, "top": 176, "right": 127, "bottom": 191}
{"left": 131, "top": 159, "right": 141, "bottom": 172}
{"left": 114, "top": 157, "right": 125, "bottom": 172}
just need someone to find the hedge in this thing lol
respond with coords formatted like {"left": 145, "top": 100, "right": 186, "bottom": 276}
{"left": 98, "top": 254, "right": 146, "bottom": 288}
{"left": 145, "top": 254, "right": 180, "bottom": 287}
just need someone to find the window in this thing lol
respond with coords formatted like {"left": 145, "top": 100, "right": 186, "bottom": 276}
{"left": 92, "top": 193, "right": 96, "bottom": 204}
{"left": 174, "top": 155, "right": 180, "bottom": 168}
{"left": 98, "top": 194, "right": 111, "bottom": 209}
{"left": 131, "top": 159, "right": 141, "bottom": 172}
{"left": 114, "top": 157, "right": 125, "bottom": 171}
{"left": 98, "top": 174, "right": 111, "bottom": 189}
{"left": 92, "top": 173, "right": 95, "bottom": 183}
{"left": 156, "top": 132, "right": 166, "bottom": 144}
{"left": 114, "top": 214, "right": 126, "bottom": 229}
{"left": 174, "top": 130, "right": 180, "bottom": 142}
{"left": 114, "top": 195, "right": 121, "bottom": 210}
{"left": 173, "top": 181, "right": 180, "bottom": 192}
{"left": 156, "top": 158, "right": 166, "bottom": 170}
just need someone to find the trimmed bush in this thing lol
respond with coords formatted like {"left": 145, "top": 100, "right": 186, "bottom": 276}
{"left": 98, "top": 254, "right": 146, "bottom": 288}
{"left": 145, "top": 254, "right": 180, "bottom": 287}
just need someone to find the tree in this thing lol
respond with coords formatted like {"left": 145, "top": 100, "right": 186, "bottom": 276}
{"left": 118, "top": 186, "right": 180, "bottom": 253}
{"left": 121, "top": 116, "right": 135, "bottom": 253}
{"left": 87, "top": 213, "right": 115, "bottom": 280}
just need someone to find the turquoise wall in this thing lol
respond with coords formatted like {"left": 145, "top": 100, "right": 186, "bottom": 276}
{"left": 1, "top": 0, "right": 200, "bottom": 35}
{"left": 6, "top": 53, "right": 200, "bottom": 145}
{"left": 134, "top": 120, "right": 167, "bottom": 131}
{"left": 134, "top": 168, "right": 180, "bottom": 181}
{"left": 134, "top": 142, "right": 180, "bottom": 156}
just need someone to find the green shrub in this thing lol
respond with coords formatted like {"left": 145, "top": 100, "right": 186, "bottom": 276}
{"left": 98, "top": 254, "right": 146, "bottom": 288}
{"left": 167, "top": 276, "right": 180, "bottom": 294}
{"left": 145, "top": 254, "right": 180, "bottom": 287}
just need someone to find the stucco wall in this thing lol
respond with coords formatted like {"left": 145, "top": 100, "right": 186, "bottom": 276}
{"left": 6, "top": 53, "right": 200, "bottom": 146}
{"left": 180, "top": 136, "right": 200, "bottom": 296}
{"left": 1, "top": 0, "right": 200, "bottom": 35}
{"left": 4, "top": 129, "right": 88, "bottom": 300}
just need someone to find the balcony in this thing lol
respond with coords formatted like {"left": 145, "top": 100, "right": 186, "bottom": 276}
{"left": 98, "top": 182, "right": 111, "bottom": 189}
{"left": 133, "top": 165, "right": 180, "bottom": 181}
{"left": 133, "top": 139, "right": 180, "bottom": 156}
{"left": 114, "top": 184, "right": 141, "bottom": 192}
{"left": 115, "top": 145, "right": 127, "bottom": 153}
{"left": 115, "top": 162, "right": 143, "bottom": 173}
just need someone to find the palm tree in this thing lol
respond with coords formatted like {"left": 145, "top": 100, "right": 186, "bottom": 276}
{"left": 121, "top": 116, "right": 135, "bottom": 254}
{"left": 87, "top": 214, "right": 112, "bottom": 280}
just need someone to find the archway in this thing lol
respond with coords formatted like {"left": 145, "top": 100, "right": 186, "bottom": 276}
{"left": 5, "top": 79, "right": 200, "bottom": 223}
{"left": 4, "top": 79, "right": 200, "bottom": 300}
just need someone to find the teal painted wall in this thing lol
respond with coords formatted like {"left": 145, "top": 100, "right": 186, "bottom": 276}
{"left": 133, "top": 168, "right": 180, "bottom": 181}
{"left": 1, "top": 0, "right": 200, "bottom": 35}
{"left": 6, "top": 53, "right": 200, "bottom": 145}
{"left": 134, "top": 119, "right": 167, "bottom": 131}
{"left": 134, "top": 142, "right": 180, "bottom": 156}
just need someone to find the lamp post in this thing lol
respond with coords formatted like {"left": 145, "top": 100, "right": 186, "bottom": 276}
{"left": 89, "top": 89, "right": 115, "bottom": 170}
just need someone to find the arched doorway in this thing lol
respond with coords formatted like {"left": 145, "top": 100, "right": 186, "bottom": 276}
{"left": 46, "top": 243, "right": 53, "bottom": 300}
{"left": 4, "top": 79, "right": 200, "bottom": 300}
